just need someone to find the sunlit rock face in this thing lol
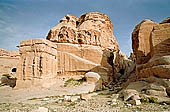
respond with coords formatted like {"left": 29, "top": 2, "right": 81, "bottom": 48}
{"left": 46, "top": 12, "right": 119, "bottom": 49}
{"left": 132, "top": 17, "right": 170, "bottom": 79}
{"left": 132, "top": 19, "right": 157, "bottom": 65}
{"left": 0, "top": 48, "right": 19, "bottom": 75}
{"left": 16, "top": 12, "right": 128, "bottom": 88}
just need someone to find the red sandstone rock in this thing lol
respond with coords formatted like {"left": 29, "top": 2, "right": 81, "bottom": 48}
{"left": 0, "top": 48, "right": 19, "bottom": 75}
{"left": 46, "top": 12, "right": 119, "bottom": 49}
{"left": 133, "top": 18, "right": 170, "bottom": 79}
{"left": 132, "top": 19, "right": 157, "bottom": 65}
{"left": 15, "top": 12, "right": 135, "bottom": 88}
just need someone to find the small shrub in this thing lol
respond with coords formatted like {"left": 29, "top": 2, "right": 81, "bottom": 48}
{"left": 141, "top": 97, "right": 158, "bottom": 104}
{"left": 64, "top": 78, "right": 85, "bottom": 87}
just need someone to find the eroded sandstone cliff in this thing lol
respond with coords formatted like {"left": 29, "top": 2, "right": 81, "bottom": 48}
{"left": 132, "top": 17, "right": 170, "bottom": 79}
{"left": 47, "top": 12, "right": 119, "bottom": 49}
{"left": 16, "top": 12, "right": 131, "bottom": 88}
{"left": 0, "top": 48, "right": 19, "bottom": 75}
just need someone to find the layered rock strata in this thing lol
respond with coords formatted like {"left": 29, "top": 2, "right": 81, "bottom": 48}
{"left": 132, "top": 20, "right": 157, "bottom": 65}
{"left": 47, "top": 12, "right": 119, "bottom": 49}
{"left": 16, "top": 39, "right": 58, "bottom": 88}
{"left": 132, "top": 17, "right": 170, "bottom": 78}
{"left": 0, "top": 48, "right": 19, "bottom": 75}
{"left": 16, "top": 12, "right": 134, "bottom": 88}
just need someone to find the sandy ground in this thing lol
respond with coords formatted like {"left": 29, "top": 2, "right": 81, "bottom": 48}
{"left": 0, "top": 82, "right": 95, "bottom": 103}
{"left": 0, "top": 84, "right": 170, "bottom": 112}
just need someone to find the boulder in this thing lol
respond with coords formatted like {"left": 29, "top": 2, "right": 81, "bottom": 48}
{"left": 64, "top": 95, "right": 71, "bottom": 101}
{"left": 70, "top": 96, "right": 80, "bottom": 102}
{"left": 147, "top": 83, "right": 166, "bottom": 91}
{"left": 80, "top": 93, "right": 92, "bottom": 101}
{"left": 129, "top": 99, "right": 141, "bottom": 105}
{"left": 121, "top": 89, "right": 140, "bottom": 101}
{"left": 84, "top": 72, "right": 102, "bottom": 91}
{"left": 166, "top": 87, "right": 170, "bottom": 96}
{"left": 145, "top": 89, "right": 167, "bottom": 97}
{"left": 0, "top": 74, "right": 16, "bottom": 88}
{"left": 85, "top": 72, "right": 101, "bottom": 83}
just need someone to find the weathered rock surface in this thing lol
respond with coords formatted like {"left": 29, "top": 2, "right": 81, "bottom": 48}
{"left": 15, "top": 38, "right": 117, "bottom": 88}
{"left": 124, "top": 76, "right": 170, "bottom": 101}
{"left": 113, "top": 51, "right": 135, "bottom": 80}
{"left": 132, "top": 19, "right": 157, "bottom": 65}
{"left": 0, "top": 48, "right": 19, "bottom": 75}
{"left": 160, "top": 17, "right": 170, "bottom": 24}
{"left": 129, "top": 99, "right": 141, "bottom": 105}
{"left": 16, "top": 39, "right": 58, "bottom": 88}
{"left": 0, "top": 74, "right": 16, "bottom": 88}
{"left": 120, "top": 89, "right": 140, "bottom": 101}
{"left": 132, "top": 18, "right": 170, "bottom": 79}
{"left": 145, "top": 89, "right": 167, "bottom": 97}
{"left": 16, "top": 12, "right": 132, "bottom": 88}
{"left": 47, "top": 12, "right": 119, "bottom": 49}
{"left": 84, "top": 72, "right": 102, "bottom": 91}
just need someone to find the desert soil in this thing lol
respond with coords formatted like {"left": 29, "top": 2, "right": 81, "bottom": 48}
{"left": 0, "top": 85, "right": 170, "bottom": 112}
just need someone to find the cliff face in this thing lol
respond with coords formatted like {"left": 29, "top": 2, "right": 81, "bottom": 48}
{"left": 0, "top": 48, "right": 19, "bottom": 75}
{"left": 132, "top": 20, "right": 157, "bottom": 65}
{"left": 6, "top": 12, "right": 170, "bottom": 89}
{"left": 132, "top": 17, "right": 170, "bottom": 79}
{"left": 46, "top": 12, "right": 119, "bottom": 49}
{"left": 16, "top": 12, "right": 129, "bottom": 88}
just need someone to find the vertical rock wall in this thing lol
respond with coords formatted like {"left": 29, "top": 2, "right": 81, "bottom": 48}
{"left": 132, "top": 20, "right": 157, "bottom": 65}
{"left": 16, "top": 39, "right": 58, "bottom": 88}
{"left": 132, "top": 17, "right": 170, "bottom": 79}
{"left": 0, "top": 49, "right": 19, "bottom": 75}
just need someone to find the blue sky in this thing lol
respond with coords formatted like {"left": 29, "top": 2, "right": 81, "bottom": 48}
{"left": 0, "top": 0, "right": 170, "bottom": 56}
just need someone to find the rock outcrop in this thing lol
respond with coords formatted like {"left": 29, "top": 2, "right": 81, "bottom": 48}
{"left": 15, "top": 12, "right": 137, "bottom": 89}
{"left": 0, "top": 48, "right": 19, "bottom": 75}
{"left": 16, "top": 39, "right": 58, "bottom": 88}
{"left": 47, "top": 12, "right": 119, "bottom": 49}
{"left": 84, "top": 72, "right": 102, "bottom": 91}
{"left": 132, "top": 17, "right": 170, "bottom": 79}
{"left": 15, "top": 12, "right": 129, "bottom": 88}
{"left": 132, "top": 20, "right": 157, "bottom": 65}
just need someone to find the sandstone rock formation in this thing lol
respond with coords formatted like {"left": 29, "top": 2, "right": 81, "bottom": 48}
{"left": 16, "top": 12, "right": 130, "bottom": 88}
{"left": 132, "top": 17, "right": 170, "bottom": 79}
{"left": 47, "top": 12, "right": 119, "bottom": 49}
{"left": 123, "top": 76, "right": 170, "bottom": 103}
{"left": 84, "top": 72, "right": 102, "bottom": 91}
{"left": 160, "top": 17, "right": 170, "bottom": 24}
{"left": 0, "top": 48, "right": 19, "bottom": 75}
{"left": 113, "top": 51, "right": 135, "bottom": 81}
{"left": 16, "top": 39, "right": 58, "bottom": 88}
{"left": 132, "top": 20, "right": 157, "bottom": 65}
